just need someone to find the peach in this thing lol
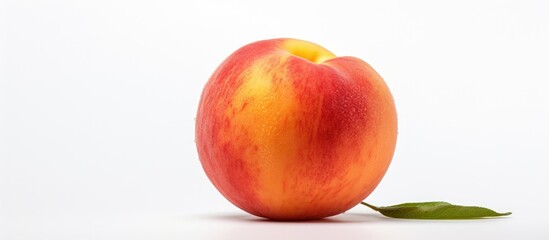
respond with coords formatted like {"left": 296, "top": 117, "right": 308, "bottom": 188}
{"left": 196, "top": 38, "right": 397, "bottom": 220}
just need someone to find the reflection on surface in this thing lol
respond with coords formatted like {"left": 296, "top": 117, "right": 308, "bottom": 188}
{"left": 188, "top": 213, "right": 398, "bottom": 240}
{"left": 194, "top": 212, "right": 391, "bottom": 223}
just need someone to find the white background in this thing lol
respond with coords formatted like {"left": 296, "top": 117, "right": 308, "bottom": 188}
{"left": 1, "top": 0, "right": 548, "bottom": 239}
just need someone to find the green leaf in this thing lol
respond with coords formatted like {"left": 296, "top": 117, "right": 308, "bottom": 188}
{"left": 361, "top": 202, "right": 511, "bottom": 219}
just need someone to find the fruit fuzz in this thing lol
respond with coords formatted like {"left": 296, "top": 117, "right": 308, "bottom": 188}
{"left": 196, "top": 38, "right": 397, "bottom": 220}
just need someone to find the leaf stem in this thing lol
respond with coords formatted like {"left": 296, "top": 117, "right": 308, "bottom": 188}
{"left": 360, "top": 202, "right": 380, "bottom": 212}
